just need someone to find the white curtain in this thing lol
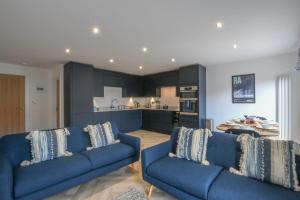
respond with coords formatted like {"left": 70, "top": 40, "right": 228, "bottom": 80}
{"left": 277, "top": 75, "right": 292, "bottom": 140}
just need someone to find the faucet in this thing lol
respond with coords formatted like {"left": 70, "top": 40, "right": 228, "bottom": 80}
{"left": 111, "top": 98, "right": 119, "bottom": 109}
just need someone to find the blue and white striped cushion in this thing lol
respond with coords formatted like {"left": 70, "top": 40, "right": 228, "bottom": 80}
{"left": 173, "top": 127, "right": 212, "bottom": 165}
{"left": 21, "top": 128, "right": 72, "bottom": 166}
{"left": 84, "top": 122, "right": 118, "bottom": 150}
{"left": 230, "top": 134, "right": 300, "bottom": 191}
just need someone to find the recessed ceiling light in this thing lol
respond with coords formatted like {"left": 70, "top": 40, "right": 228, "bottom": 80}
{"left": 233, "top": 44, "right": 238, "bottom": 49}
{"left": 93, "top": 27, "right": 100, "bottom": 35}
{"left": 22, "top": 62, "right": 27, "bottom": 65}
{"left": 109, "top": 59, "right": 114, "bottom": 63}
{"left": 216, "top": 22, "right": 223, "bottom": 29}
{"left": 171, "top": 58, "right": 176, "bottom": 63}
{"left": 139, "top": 66, "right": 143, "bottom": 70}
{"left": 142, "top": 47, "right": 148, "bottom": 52}
{"left": 65, "top": 48, "right": 71, "bottom": 54}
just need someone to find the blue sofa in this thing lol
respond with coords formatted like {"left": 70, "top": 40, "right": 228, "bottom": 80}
{"left": 142, "top": 128, "right": 300, "bottom": 200}
{"left": 0, "top": 123, "right": 140, "bottom": 200}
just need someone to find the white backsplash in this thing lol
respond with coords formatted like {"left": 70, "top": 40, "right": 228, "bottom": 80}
{"left": 93, "top": 86, "right": 179, "bottom": 108}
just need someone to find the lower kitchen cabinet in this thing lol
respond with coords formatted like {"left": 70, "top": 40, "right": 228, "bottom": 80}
{"left": 71, "top": 112, "right": 94, "bottom": 127}
{"left": 179, "top": 115, "right": 199, "bottom": 129}
{"left": 142, "top": 110, "right": 174, "bottom": 134}
{"left": 93, "top": 110, "right": 142, "bottom": 133}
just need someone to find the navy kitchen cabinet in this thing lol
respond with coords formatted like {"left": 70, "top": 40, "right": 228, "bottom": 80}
{"left": 94, "top": 69, "right": 104, "bottom": 97}
{"left": 142, "top": 110, "right": 174, "bottom": 134}
{"left": 179, "top": 64, "right": 199, "bottom": 86}
{"left": 178, "top": 64, "right": 206, "bottom": 129}
{"left": 64, "top": 62, "right": 94, "bottom": 127}
{"left": 92, "top": 110, "right": 141, "bottom": 133}
{"left": 93, "top": 112, "right": 112, "bottom": 124}
{"left": 71, "top": 112, "right": 94, "bottom": 128}
{"left": 143, "top": 75, "right": 161, "bottom": 97}
{"left": 122, "top": 75, "right": 143, "bottom": 97}
{"left": 103, "top": 70, "right": 125, "bottom": 87}
{"left": 143, "top": 71, "right": 179, "bottom": 97}
{"left": 179, "top": 115, "right": 199, "bottom": 129}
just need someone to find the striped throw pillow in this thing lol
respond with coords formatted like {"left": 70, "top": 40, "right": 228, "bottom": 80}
{"left": 84, "top": 122, "right": 118, "bottom": 150}
{"left": 173, "top": 127, "right": 212, "bottom": 165}
{"left": 21, "top": 128, "right": 72, "bottom": 166}
{"left": 230, "top": 134, "right": 300, "bottom": 191}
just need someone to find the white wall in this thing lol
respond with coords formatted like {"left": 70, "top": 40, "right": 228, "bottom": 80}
{"left": 0, "top": 62, "right": 56, "bottom": 131}
{"left": 207, "top": 52, "right": 298, "bottom": 140}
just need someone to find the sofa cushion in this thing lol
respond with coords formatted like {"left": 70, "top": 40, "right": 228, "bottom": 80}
{"left": 147, "top": 156, "right": 223, "bottom": 199}
{"left": 14, "top": 153, "right": 92, "bottom": 198}
{"left": 206, "top": 132, "right": 240, "bottom": 169}
{"left": 81, "top": 143, "right": 135, "bottom": 169}
{"left": 170, "top": 129, "right": 241, "bottom": 169}
{"left": 231, "top": 134, "right": 300, "bottom": 191}
{"left": 84, "top": 122, "right": 116, "bottom": 150}
{"left": 208, "top": 170, "right": 300, "bottom": 200}
{"left": 175, "top": 127, "right": 212, "bottom": 165}
{"left": 21, "top": 128, "right": 72, "bottom": 166}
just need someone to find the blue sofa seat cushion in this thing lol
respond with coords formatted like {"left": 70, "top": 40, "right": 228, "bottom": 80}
{"left": 14, "top": 153, "right": 92, "bottom": 198}
{"left": 208, "top": 170, "right": 300, "bottom": 200}
{"left": 147, "top": 156, "right": 223, "bottom": 199}
{"left": 80, "top": 143, "right": 136, "bottom": 169}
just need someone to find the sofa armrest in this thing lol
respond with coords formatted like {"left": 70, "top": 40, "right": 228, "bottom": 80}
{"left": 119, "top": 134, "right": 141, "bottom": 161}
{"left": 141, "top": 141, "right": 172, "bottom": 173}
{"left": 0, "top": 154, "right": 13, "bottom": 200}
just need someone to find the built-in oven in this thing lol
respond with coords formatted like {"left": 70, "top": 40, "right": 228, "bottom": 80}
{"left": 180, "top": 98, "right": 198, "bottom": 115}
{"left": 179, "top": 85, "right": 198, "bottom": 115}
{"left": 180, "top": 86, "right": 198, "bottom": 98}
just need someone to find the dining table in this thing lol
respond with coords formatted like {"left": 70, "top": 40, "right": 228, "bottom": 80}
{"left": 217, "top": 119, "right": 280, "bottom": 138}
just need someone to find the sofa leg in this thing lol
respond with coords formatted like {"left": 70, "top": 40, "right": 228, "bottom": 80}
{"left": 147, "top": 185, "right": 154, "bottom": 198}
{"left": 128, "top": 163, "right": 136, "bottom": 173}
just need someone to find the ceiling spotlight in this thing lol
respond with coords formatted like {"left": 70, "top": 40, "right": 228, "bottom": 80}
{"left": 109, "top": 59, "right": 114, "bottom": 63}
{"left": 142, "top": 47, "right": 148, "bottom": 52}
{"left": 216, "top": 22, "right": 223, "bottom": 29}
{"left": 233, "top": 44, "right": 238, "bottom": 49}
{"left": 65, "top": 48, "right": 71, "bottom": 54}
{"left": 171, "top": 58, "right": 176, "bottom": 62}
{"left": 93, "top": 27, "right": 100, "bottom": 35}
{"left": 139, "top": 66, "right": 143, "bottom": 70}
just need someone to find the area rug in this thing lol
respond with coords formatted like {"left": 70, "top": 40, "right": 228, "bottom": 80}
{"left": 113, "top": 188, "right": 148, "bottom": 200}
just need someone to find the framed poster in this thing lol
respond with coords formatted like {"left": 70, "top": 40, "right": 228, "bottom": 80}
{"left": 232, "top": 74, "right": 255, "bottom": 103}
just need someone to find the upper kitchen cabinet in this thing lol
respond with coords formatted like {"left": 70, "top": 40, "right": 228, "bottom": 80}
{"left": 158, "top": 70, "right": 179, "bottom": 87}
{"left": 122, "top": 75, "right": 143, "bottom": 97}
{"left": 143, "top": 70, "right": 179, "bottom": 97}
{"left": 179, "top": 64, "right": 200, "bottom": 86}
{"left": 94, "top": 69, "right": 104, "bottom": 97}
{"left": 103, "top": 70, "right": 125, "bottom": 87}
{"left": 142, "top": 75, "right": 160, "bottom": 97}
{"left": 64, "top": 62, "right": 94, "bottom": 126}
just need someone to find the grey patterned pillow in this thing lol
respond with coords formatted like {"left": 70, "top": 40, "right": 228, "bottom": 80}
{"left": 230, "top": 134, "right": 300, "bottom": 191}
{"left": 171, "top": 127, "right": 212, "bottom": 165}
{"left": 21, "top": 128, "right": 72, "bottom": 166}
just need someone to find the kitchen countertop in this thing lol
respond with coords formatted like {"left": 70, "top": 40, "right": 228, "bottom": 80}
{"left": 95, "top": 107, "right": 179, "bottom": 112}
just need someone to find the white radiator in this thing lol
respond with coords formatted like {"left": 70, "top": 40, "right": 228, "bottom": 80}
{"left": 277, "top": 75, "right": 292, "bottom": 140}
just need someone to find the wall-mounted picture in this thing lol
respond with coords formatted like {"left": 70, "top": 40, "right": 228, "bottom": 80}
{"left": 232, "top": 74, "right": 255, "bottom": 103}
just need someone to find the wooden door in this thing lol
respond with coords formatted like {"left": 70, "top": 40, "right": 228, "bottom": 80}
{"left": 0, "top": 74, "right": 25, "bottom": 135}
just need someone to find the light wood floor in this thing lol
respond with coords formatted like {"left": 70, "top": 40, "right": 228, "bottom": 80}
{"left": 47, "top": 130, "right": 175, "bottom": 200}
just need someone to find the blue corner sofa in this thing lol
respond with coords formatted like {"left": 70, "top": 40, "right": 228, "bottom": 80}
{"left": 142, "top": 128, "right": 300, "bottom": 200}
{"left": 0, "top": 123, "right": 140, "bottom": 200}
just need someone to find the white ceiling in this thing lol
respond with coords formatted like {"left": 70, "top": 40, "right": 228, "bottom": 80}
{"left": 0, "top": 0, "right": 299, "bottom": 75}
